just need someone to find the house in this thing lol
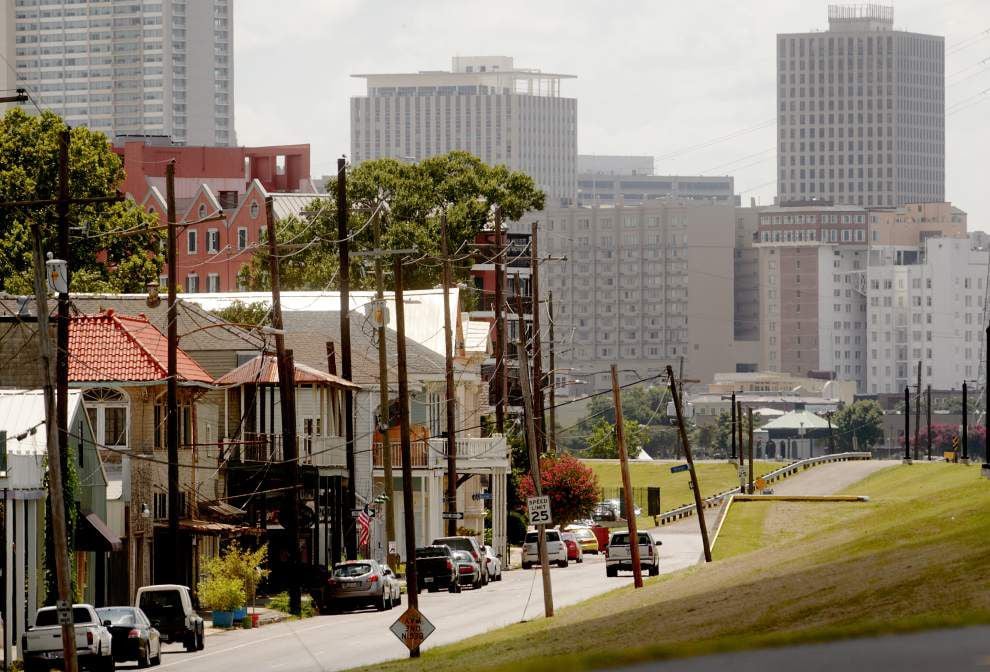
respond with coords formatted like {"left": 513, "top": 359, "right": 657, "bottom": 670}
{"left": 1, "top": 389, "right": 115, "bottom": 664}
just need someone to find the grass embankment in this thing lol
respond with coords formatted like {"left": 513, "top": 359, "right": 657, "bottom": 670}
{"left": 356, "top": 463, "right": 990, "bottom": 672}
{"left": 585, "top": 460, "right": 783, "bottom": 527}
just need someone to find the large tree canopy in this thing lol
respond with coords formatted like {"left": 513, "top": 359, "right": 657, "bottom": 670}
{"left": 239, "top": 151, "right": 545, "bottom": 291}
{"left": 0, "top": 109, "right": 161, "bottom": 293}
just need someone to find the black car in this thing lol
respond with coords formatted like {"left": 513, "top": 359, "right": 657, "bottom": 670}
{"left": 414, "top": 545, "right": 460, "bottom": 593}
{"left": 96, "top": 606, "right": 162, "bottom": 668}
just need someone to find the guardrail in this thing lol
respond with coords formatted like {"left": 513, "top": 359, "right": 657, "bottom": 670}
{"left": 655, "top": 452, "right": 873, "bottom": 527}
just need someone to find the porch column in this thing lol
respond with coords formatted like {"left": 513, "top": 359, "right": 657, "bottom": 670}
{"left": 26, "top": 499, "right": 38, "bottom": 619}
{"left": 15, "top": 500, "right": 25, "bottom": 653}
{"left": 492, "top": 468, "right": 506, "bottom": 561}
{"left": 5, "top": 495, "right": 14, "bottom": 662}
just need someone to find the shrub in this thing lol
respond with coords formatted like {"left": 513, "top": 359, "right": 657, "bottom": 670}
{"left": 518, "top": 453, "right": 600, "bottom": 528}
{"left": 269, "top": 591, "right": 316, "bottom": 618}
{"left": 202, "top": 542, "right": 269, "bottom": 605}
{"left": 197, "top": 575, "right": 245, "bottom": 613}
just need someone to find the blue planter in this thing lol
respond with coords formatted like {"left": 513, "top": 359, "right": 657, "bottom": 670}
{"left": 212, "top": 611, "right": 235, "bottom": 628}
{"left": 233, "top": 607, "right": 248, "bottom": 621}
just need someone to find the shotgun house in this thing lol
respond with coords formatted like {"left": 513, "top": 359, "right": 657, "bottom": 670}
{"left": 214, "top": 353, "right": 359, "bottom": 591}
{"left": 0, "top": 389, "right": 113, "bottom": 665}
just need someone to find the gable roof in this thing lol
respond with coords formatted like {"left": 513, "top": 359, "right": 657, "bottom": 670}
{"left": 68, "top": 310, "right": 212, "bottom": 385}
{"left": 214, "top": 353, "right": 360, "bottom": 389}
{"left": 760, "top": 410, "right": 830, "bottom": 431}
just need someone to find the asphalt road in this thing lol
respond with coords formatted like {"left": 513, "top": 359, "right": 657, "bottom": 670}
{"left": 768, "top": 459, "right": 892, "bottom": 496}
{"left": 139, "top": 460, "right": 891, "bottom": 672}
{"left": 616, "top": 626, "right": 990, "bottom": 672}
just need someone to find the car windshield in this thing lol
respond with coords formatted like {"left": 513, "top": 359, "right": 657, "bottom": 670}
{"left": 433, "top": 537, "right": 475, "bottom": 554}
{"left": 334, "top": 563, "right": 373, "bottom": 578}
{"left": 36, "top": 608, "right": 92, "bottom": 627}
{"left": 415, "top": 546, "right": 449, "bottom": 558}
{"left": 561, "top": 533, "right": 576, "bottom": 542}
{"left": 96, "top": 608, "right": 136, "bottom": 625}
{"left": 573, "top": 529, "right": 595, "bottom": 540}
{"left": 453, "top": 550, "right": 473, "bottom": 563}
{"left": 139, "top": 590, "right": 182, "bottom": 618}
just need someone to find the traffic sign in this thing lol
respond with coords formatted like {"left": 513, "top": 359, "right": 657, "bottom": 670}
{"left": 441, "top": 511, "right": 464, "bottom": 520}
{"left": 526, "top": 495, "right": 552, "bottom": 526}
{"left": 56, "top": 600, "right": 72, "bottom": 626}
{"left": 952, "top": 435, "right": 960, "bottom": 450}
{"left": 670, "top": 464, "right": 689, "bottom": 474}
{"left": 351, "top": 508, "right": 376, "bottom": 518}
{"left": 472, "top": 492, "right": 493, "bottom": 501}
{"left": 755, "top": 477, "right": 767, "bottom": 490}
{"left": 390, "top": 606, "right": 435, "bottom": 651}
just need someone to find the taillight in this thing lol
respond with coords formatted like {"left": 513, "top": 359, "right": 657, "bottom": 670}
{"left": 327, "top": 578, "right": 337, "bottom": 586}
{"left": 369, "top": 575, "right": 379, "bottom": 583}
{"left": 87, "top": 631, "right": 94, "bottom": 646}
{"left": 647, "top": 544, "right": 653, "bottom": 557}
{"left": 446, "top": 559, "right": 453, "bottom": 571}
{"left": 128, "top": 628, "right": 141, "bottom": 639}
{"left": 471, "top": 550, "right": 479, "bottom": 561}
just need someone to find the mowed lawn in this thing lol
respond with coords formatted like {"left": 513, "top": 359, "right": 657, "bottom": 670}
{"left": 355, "top": 463, "right": 990, "bottom": 672}
{"left": 584, "top": 460, "right": 785, "bottom": 512}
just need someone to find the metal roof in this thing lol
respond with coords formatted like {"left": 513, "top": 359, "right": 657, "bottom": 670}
{"left": 214, "top": 353, "right": 360, "bottom": 390}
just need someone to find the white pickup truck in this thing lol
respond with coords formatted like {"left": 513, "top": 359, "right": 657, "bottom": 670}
{"left": 605, "top": 530, "right": 662, "bottom": 578}
{"left": 21, "top": 603, "right": 114, "bottom": 672}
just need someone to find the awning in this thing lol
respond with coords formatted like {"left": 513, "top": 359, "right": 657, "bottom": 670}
{"left": 76, "top": 511, "right": 122, "bottom": 552}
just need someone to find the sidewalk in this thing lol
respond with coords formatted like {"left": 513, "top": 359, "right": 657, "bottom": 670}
{"left": 204, "top": 606, "right": 285, "bottom": 635}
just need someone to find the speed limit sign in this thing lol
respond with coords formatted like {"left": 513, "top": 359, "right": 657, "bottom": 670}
{"left": 526, "top": 495, "right": 552, "bottom": 526}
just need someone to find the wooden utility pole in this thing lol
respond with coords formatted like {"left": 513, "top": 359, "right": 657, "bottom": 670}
{"left": 516, "top": 288, "right": 554, "bottom": 617}
{"left": 904, "top": 387, "right": 911, "bottom": 463}
{"left": 337, "top": 157, "right": 357, "bottom": 560}
{"left": 440, "top": 213, "right": 459, "bottom": 535}
{"left": 730, "top": 392, "right": 736, "bottom": 460}
{"left": 265, "top": 195, "right": 302, "bottom": 615}
{"left": 547, "top": 290, "right": 557, "bottom": 454}
{"left": 493, "top": 207, "right": 507, "bottom": 435}
{"left": 914, "top": 362, "right": 922, "bottom": 461}
{"left": 747, "top": 408, "right": 755, "bottom": 495}
{"left": 986, "top": 324, "right": 990, "bottom": 465}
{"left": 529, "top": 222, "right": 547, "bottom": 452}
{"left": 31, "top": 221, "right": 78, "bottom": 672}
{"left": 611, "top": 365, "right": 643, "bottom": 589}
{"left": 667, "top": 365, "right": 713, "bottom": 562}
{"left": 963, "top": 381, "right": 969, "bottom": 462}
{"left": 371, "top": 209, "right": 397, "bottom": 565}
{"left": 926, "top": 385, "right": 933, "bottom": 461}
{"left": 165, "top": 161, "right": 182, "bottom": 584}
{"left": 394, "top": 258, "right": 422, "bottom": 656}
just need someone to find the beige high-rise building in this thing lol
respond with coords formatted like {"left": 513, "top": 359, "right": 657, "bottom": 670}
{"left": 350, "top": 56, "right": 577, "bottom": 204}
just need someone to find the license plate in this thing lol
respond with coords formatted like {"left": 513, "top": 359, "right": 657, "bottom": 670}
{"left": 424, "top": 577, "right": 433, "bottom": 583}
{"left": 343, "top": 582, "right": 362, "bottom": 590}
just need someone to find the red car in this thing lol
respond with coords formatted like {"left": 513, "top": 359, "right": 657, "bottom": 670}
{"left": 560, "top": 532, "right": 583, "bottom": 563}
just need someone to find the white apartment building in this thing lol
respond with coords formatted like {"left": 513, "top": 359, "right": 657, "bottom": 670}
{"left": 576, "top": 155, "right": 736, "bottom": 206}
{"left": 866, "top": 237, "right": 987, "bottom": 393}
{"left": 527, "top": 201, "right": 758, "bottom": 393}
{"left": 777, "top": 4, "right": 945, "bottom": 207}
{"left": 6, "top": 0, "right": 235, "bottom": 146}
{"left": 350, "top": 56, "right": 577, "bottom": 204}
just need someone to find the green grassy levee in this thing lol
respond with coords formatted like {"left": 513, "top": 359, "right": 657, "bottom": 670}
{"left": 352, "top": 463, "right": 990, "bottom": 672}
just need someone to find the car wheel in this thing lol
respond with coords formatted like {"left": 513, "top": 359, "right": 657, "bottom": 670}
{"left": 377, "top": 593, "right": 387, "bottom": 611}
{"left": 103, "top": 654, "right": 116, "bottom": 672}
{"left": 557, "top": 559, "right": 568, "bottom": 568}
{"left": 496, "top": 571, "right": 502, "bottom": 582}
{"left": 577, "top": 555, "right": 584, "bottom": 564}
{"left": 197, "top": 628, "right": 205, "bottom": 651}
{"left": 184, "top": 634, "right": 196, "bottom": 652}
{"left": 152, "top": 642, "right": 162, "bottom": 666}
{"left": 606, "top": 566, "right": 618, "bottom": 578}
{"left": 137, "top": 643, "right": 151, "bottom": 669}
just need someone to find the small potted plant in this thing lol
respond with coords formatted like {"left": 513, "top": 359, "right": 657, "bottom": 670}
{"left": 197, "top": 575, "right": 245, "bottom": 629}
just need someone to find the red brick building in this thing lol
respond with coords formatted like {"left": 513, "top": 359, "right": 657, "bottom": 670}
{"left": 113, "top": 138, "right": 321, "bottom": 292}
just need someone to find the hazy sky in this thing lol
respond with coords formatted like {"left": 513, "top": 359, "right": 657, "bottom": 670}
{"left": 234, "top": 0, "right": 990, "bottom": 229}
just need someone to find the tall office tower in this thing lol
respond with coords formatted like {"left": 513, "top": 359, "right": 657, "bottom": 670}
{"left": 8, "top": 0, "right": 235, "bottom": 146}
{"left": 351, "top": 56, "right": 577, "bottom": 204}
{"left": 777, "top": 4, "right": 944, "bottom": 207}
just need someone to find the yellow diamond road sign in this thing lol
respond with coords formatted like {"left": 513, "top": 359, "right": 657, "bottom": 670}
{"left": 390, "top": 606, "right": 435, "bottom": 651}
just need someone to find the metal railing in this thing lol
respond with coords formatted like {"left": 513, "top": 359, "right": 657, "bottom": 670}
{"left": 372, "top": 436, "right": 508, "bottom": 469}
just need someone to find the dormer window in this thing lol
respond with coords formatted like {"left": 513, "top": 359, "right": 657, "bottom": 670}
{"left": 198, "top": 204, "right": 207, "bottom": 219}
{"left": 250, "top": 201, "right": 260, "bottom": 219}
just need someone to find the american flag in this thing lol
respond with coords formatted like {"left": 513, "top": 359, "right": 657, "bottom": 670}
{"left": 357, "top": 507, "right": 371, "bottom": 550}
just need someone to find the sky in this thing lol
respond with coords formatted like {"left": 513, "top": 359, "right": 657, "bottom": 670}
{"left": 234, "top": 0, "right": 990, "bottom": 229}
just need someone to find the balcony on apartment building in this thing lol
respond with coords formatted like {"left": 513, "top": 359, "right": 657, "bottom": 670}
{"left": 372, "top": 435, "right": 509, "bottom": 471}
{"left": 214, "top": 432, "right": 347, "bottom": 469}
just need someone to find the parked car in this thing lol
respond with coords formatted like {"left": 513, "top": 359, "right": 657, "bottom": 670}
{"left": 483, "top": 544, "right": 503, "bottom": 581}
{"left": 22, "top": 604, "right": 114, "bottom": 672}
{"left": 324, "top": 560, "right": 400, "bottom": 612}
{"left": 136, "top": 585, "right": 204, "bottom": 652}
{"left": 567, "top": 526, "right": 602, "bottom": 554}
{"left": 560, "top": 531, "right": 584, "bottom": 563}
{"left": 432, "top": 536, "right": 488, "bottom": 584}
{"left": 452, "top": 549, "right": 483, "bottom": 589}
{"left": 592, "top": 501, "right": 619, "bottom": 522}
{"left": 606, "top": 530, "right": 661, "bottom": 577}
{"left": 415, "top": 545, "right": 460, "bottom": 593}
{"left": 606, "top": 498, "right": 642, "bottom": 518}
{"left": 96, "top": 606, "right": 161, "bottom": 668}
{"left": 522, "top": 529, "right": 568, "bottom": 568}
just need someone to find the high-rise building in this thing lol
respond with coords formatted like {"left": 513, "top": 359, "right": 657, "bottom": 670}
{"left": 350, "top": 56, "right": 577, "bottom": 204}
{"left": 7, "top": 0, "right": 235, "bottom": 146}
{"left": 777, "top": 4, "right": 944, "bottom": 208}
{"left": 576, "top": 155, "right": 736, "bottom": 206}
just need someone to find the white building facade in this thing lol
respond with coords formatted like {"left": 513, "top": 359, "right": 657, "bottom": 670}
{"left": 7, "top": 0, "right": 235, "bottom": 145}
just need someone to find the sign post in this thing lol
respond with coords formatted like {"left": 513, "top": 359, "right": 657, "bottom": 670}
{"left": 390, "top": 607, "right": 435, "bottom": 652}
{"left": 526, "top": 496, "right": 552, "bottom": 526}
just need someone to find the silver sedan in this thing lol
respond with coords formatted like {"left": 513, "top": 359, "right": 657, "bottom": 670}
{"left": 322, "top": 560, "right": 401, "bottom": 613}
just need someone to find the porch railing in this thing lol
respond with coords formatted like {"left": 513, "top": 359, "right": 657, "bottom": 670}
{"left": 225, "top": 432, "right": 347, "bottom": 468}
{"left": 372, "top": 436, "right": 508, "bottom": 469}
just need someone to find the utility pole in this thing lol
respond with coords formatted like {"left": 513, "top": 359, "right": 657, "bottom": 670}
{"left": 737, "top": 400, "right": 744, "bottom": 476}
{"left": 337, "top": 157, "right": 357, "bottom": 560}
{"left": 904, "top": 387, "right": 911, "bottom": 464}
{"left": 926, "top": 385, "right": 933, "bottom": 461}
{"left": 730, "top": 392, "right": 737, "bottom": 460}
{"left": 611, "top": 365, "right": 643, "bottom": 589}
{"left": 986, "top": 324, "right": 990, "bottom": 465}
{"left": 394, "top": 257, "right": 422, "bottom": 656}
{"left": 667, "top": 365, "right": 712, "bottom": 562}
{"left": 54, "top": 129, "right": 73, "bottom": 596}
{"left": 963, "top": 381, "right": 969, "bottom": 463}
{"left": 165, "top": 161, "right": 182, "bottom": 584}
{"left": 547, "top": 290, "right": 557, "bottom": 454}
{"left": 529, "top": 222, "right": 547, "bottom": 452}
{"left": 747, "top": 408, "right": 755, "bottom": 495}
{"left": 440, "top": 212, "right": 459, "bottom": 535}
{"left": 516, "top": 287, "right": 554, "bottom": 617}
{"left": 265, "top": 195, "right": 302, "bottom": 615}
{"left": 31, "top": 221, "right": 78, "bottom": 672}
{"left": 914, "top": 361, "right": 922, "bottom": 461}
{"left": 493, "top": 207, "right": 507, "bottom": 435}
{"left": 371, "top": 208, "right": 397, "bottom": 567}
{"left": 826, "top": 411, "right": 836, "bottom": 455}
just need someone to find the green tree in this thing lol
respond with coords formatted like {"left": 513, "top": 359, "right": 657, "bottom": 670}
{"left": 238, "top": 151, "right": 545, "bottom": 291}
{"left": 209, "top": 300, "right": 270, "bottom": 327}
{"left": 831, "top": 400, "right": 885, "bottom": 451}
{"left": 584, "top": 418, "right": 648, "bottom": 459}
{"left": 0, "top": 109, "right": 162, "bottom": 293}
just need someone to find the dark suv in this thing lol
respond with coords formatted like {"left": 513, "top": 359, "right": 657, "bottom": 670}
{"left": 415, "top": 545, "right": 460, "bottom": 593}
{"left": 432, "top": 536, "right": 488, "bottom": 585}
